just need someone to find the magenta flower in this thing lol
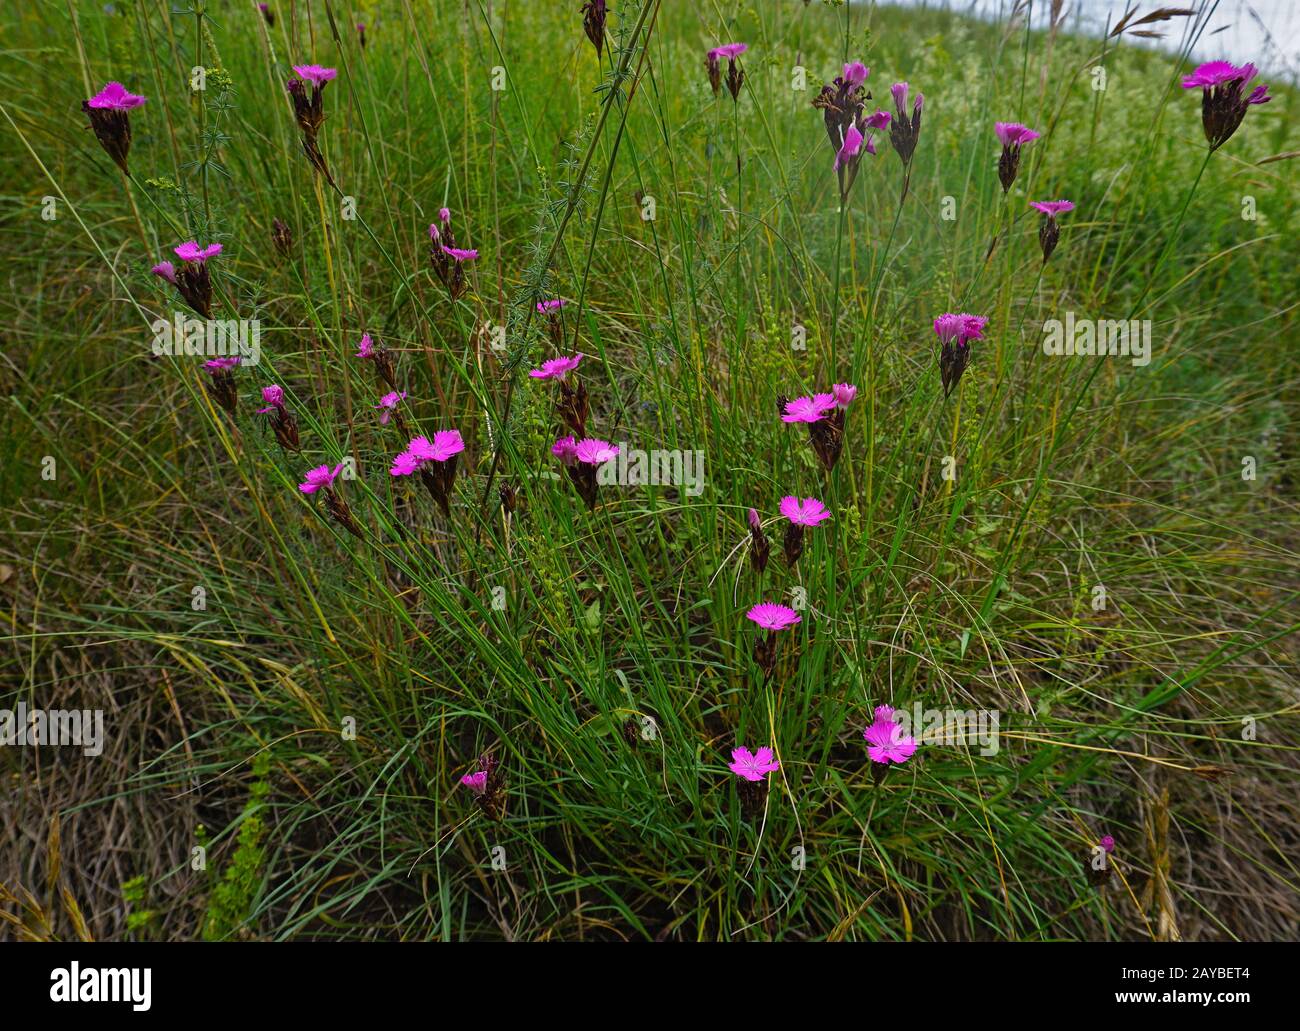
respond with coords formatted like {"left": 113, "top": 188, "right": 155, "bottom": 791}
{"left": 439, "top": 206, "right": 452, "bottom": 225}
{"left": 299, "top": 463, "right": 343, "bottom": 494}
{"left": 355, "top": 332, "right": 376, "bottom": 359}
{"left": 994, "top": 122, "right": 1041, "bottom": 192}
{"left": 862, "top": 705, "right": 918, "bottom": 765}
{"left": 257, "top": 384, "right": 285, "bottom": 412}
{"left": 780, "top": 496, "right": 831, "bottom": 527}
{"left": 441, "top": 245, "right": 478, "bottom": 262}
{"left": 832, "top": 382, "right": 857, "bottom": 408}
{"left": 575, "top": 438, "right": 619, "bottom": 465}
{"left": 933, "top": 312, "right": 987, "bottom": 397}
{"left": 552, "top": 435, "right": 579, "bottom": 466}
{"left": 392, "top": 431, "right": 464, "bottom": 516}
{"left": 706, "top": 42, "right": 747, "bottom": 100}
{"left": 1029, "top": 200, "right": 1075, "bottom": 216}
{"left": 729, "top": 746, "right": 780, "bottom": 782}
{"left": 834, "top": 124, "right": 863, "bottom": 172}
{"left": 374, "top": 390, "right": 407, "bottom": 425}
{"left": 781, "top": 393, "right": 836, "bottom": 424}
{"left": 461, "top": 770, "right": 488, "bottom": 795}
{"left": 1182, "top": 60, "right": 1271, "bottom": 150}
{"left": 150, "top": 261, "right": 176, "bottom": 284}
{"left": 204, "top": 356, "right": 241, "bottom": 372}
{"left": 83, "top": 82, "right": 146, "bottom": 175}
{"left": 291, "top": 65, "right": 337, "bottom": 86}
{"left": 1099, "top": 835, "right": 1116, "bottom": 854}
{"left": 842, "top": 61, "right": 869, "bottom": 87}
{"left": 889, "top": 81, "right": 925, "bottom": 174}
{"left": 174, "top": 241, "right": 222, "bottom": 263}
{"left": 746, "top": 603, "right": 801, "bottom": 631}
{"left": 536, "top": 298, "right": 566, "bottom": 314}
{"left": 1030, "top": 201, "right": 1075, "bottom": 262}
{"left": 529, "top": 353, "right": 583, "bottom": 380}
{"left": 86, "top": 82, "right": 146, "bottom": 111}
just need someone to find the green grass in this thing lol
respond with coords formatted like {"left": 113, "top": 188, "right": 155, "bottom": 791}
{"left": 1, "top": 0, "right": 1297, "bottom": 941}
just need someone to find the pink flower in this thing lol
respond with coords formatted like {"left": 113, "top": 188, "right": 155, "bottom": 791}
{"left": 780, "top": 495, "right": 831, "bottom": 527}
{"left": 551, "top": 435, "right": 579, "bottom": 466}
{"left": 439, "top": 207, "right": 452, "bottom": 225}
{"left": 746, "top": 602, "right": 801, "bottom": 631}
{"left": 536, "top": 298, "right": 566, "bottom": 314}
{"left": 834, "top": 123, "right": 863, "bottom": 172}
{"left": 151, "top": 261, "right": 177, "bottom": 284}
{"left": 933, "top": 313, "right": 987, "bottom": 345}
{"left": 291, "top": 64, "right": 337, "bottom": 86}
{"left": 441, "top": 245, "right": 478, "bottom": 262}
{"left": 862, "top": 705, "right": 917, "bottom": 765}
{"left": 865, "top": 110, "right": 891, "bottom": 131}
{"left": 529, "top": 353, "right": 583, "bottom": 380}
{"left": 1099, "top": 835, "right": 1116, "bottom": 853}
{"left": 748, "top": 507, "right": 762, "bottom": 531}
{"left": 374, "top": 390, "right": 406, "bottom": 425}
{"left": 86, "top": 82, "right": 146, "bottom": 110}
{"left": 842, "top": 61, "right": 869, "bottom": 86}
{"left": 460, "top": 770, "right": 488, "bottom": 795}
{"left": 729, "top": 745, "right": 780, "bottom": 782}
{"left": 781, "top": 393, "right": 836, "bottom": 423}
{"left": 1029, "top": 200, "right": 1075, "bottom": 216}
{"left": 1181, "top": 60, "right": 1254, "bottom": 89}
{"left": 389, "top": 430, "right": 464, "bottom": 476}
{"left": 257, "top": 384, "right": 285, "bottom": 412}
{"left": 355, "top": 333, "right": 375, "bottom": 359}
{"left": 994, "top": 121, "right": 1041, "bottom": 147}
{"left": 299, "top": 463, "right": 343, "bottom": 494}
{"left": 174, "top": 241, "right": 222, "bottom": 263}
{"left": 575, "top": 438, "right": 619, "bottom": 465}
{"left": 832, "top": 382, "right": 857, "bottom": 408}
{"left": 203, "top": 356, "right": 241, "bottom": 372}
{"left": 709, "top": 42, "right": 748, "bottom": 60}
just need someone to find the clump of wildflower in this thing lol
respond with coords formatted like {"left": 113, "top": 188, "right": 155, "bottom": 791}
{"left": 728, "top": 744, "right": 780, "bottom": 820}
{"left": 1029, "top": 200, "right": 1075, "bottom": 263}
{"left": 1182, "top": 60, "right": 1271, "bottom": 151}
{"left": 553, "top": 435, "right": 618, "bottom": 510}
{"left": 460, "top": 752, "right": 506, "bottom": 822}
{"left": 888, "top": 81, "right": 924, "bottom": 201}
{"left": 202, "top": 355, "right": 240, "bottom": 414}
{"left": 746, "top": 601, "right": 801, "bottom": 678}
{"left": 153, "top": 241, "right": 221, "bottom": 319}
{"left": 287, "top": 64, "right": 337, "bottom": 185}
{"left": 747, "top": 507, "right": 770, "bottom": 575}
{"left": 781, "top": 383, "right": 855, "bottom": 472}
{"left": 813, "top": 63, "right": 889, "bottom": 202}
{"left": 707, "top": 43, "right": 747, "bottom": 101}
{"left": 390, "top": 430, "right": 465, "bottom": 518}
{"left": 299, "top": 462, "right": 364, "bottom": 538}
{"left": 863, "top": 705, "right": 917, "bottom": 782}
{"left": 779, "top": 495, "right": 830, "bottom": 567}
{"left": 82, "top": 82, "right": 146, "bottom": 176}
{"left": 994, "top": 122, "right": 1041, "bottom": 193}
{"left": 257, "top": 384, "right": 300, "bottom": 451}
{"left": 933, "top": 313, "right": 987, "bottom": 398}
{"left": 429, "top": 208, "right": 476, "bottom": 301}
{"left": 355, "top": 332, "right": 398, "bottom": 391}
{"left": 581, "top": 0, "right": 607, "bottom": 57}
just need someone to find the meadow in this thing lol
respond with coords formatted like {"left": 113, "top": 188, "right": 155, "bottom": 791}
{"left": 1, "top": 0, "right": 1297, "bottom": 942}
